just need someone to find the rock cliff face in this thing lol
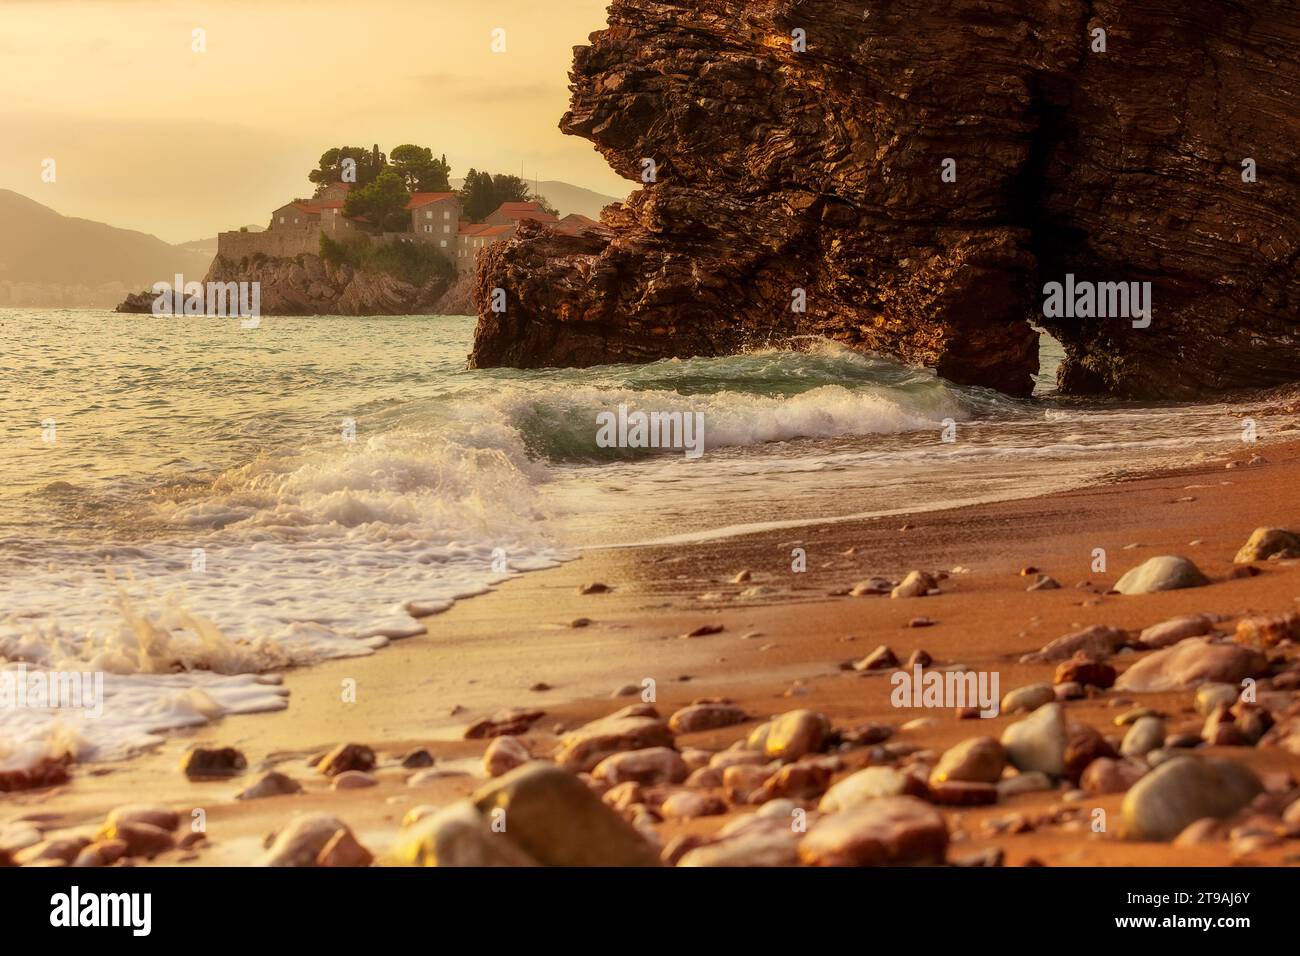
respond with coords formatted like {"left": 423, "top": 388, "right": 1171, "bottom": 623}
{"left": 472, "top": 0, "right": 1300, "bottom": 399}
{"left": 117, "top": 255, "right": 474, "bottom": 316}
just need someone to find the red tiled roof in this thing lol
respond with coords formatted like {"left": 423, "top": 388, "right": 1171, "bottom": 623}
{"left": 457, "top": 223, "right": 490, "bottom": 236}
{"left": 291, "top": 201, "right": 323, "bottom": 214}
{"left": 314, "top": 200, "right": 346, "bottom": 209}
{"left": 478, "top": 225, "right": 513, "bottom": 236}
{"left": 407, "top": 192, "right": 458, "bottom": 209}
{"left": 492, "top": 201, "right": 558, "bottom": 224}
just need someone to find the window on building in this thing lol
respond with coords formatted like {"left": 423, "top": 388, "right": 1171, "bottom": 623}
{"left": 444, "top": 225, "right": 451, "bottom": 234}
{"left": 440, "top": 240, "right": 447, "bottom": 248}
{"left": 444, "top": 211, "right": 451, "bottom": 220}
{"left": 426, "top": 211, "right": 432, "bottom": 219}
{"left": 278, "top": 216, "right": 285, "bottom": 224}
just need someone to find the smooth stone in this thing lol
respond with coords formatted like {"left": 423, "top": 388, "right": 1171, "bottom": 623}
{"left": 763, "top": 709, "right": 829, "bottom": 761}
{"left": 678, "top": 821, "right": 801, "bottom": 867}
{"left": 930, "top": 737, "right": 1006, "bottom": 784}
{"left": 1120, "top": 716, "right": 1166, "bottom": 756}
{"left": 483, "top": 736, "right": 531, "bottom": 777}
{"left": 1120, "top": 757, "right": 1262, "bottom": 840}
{"left": 890, "top": 570, "right": 937, "bottom": 599}
{"left": 800, "top": 796, "right": 948, "bottom": 866}
{"left": 330, "top": 771, "right": 377, "bottom": 790}
{"left": 1115, "top": 637, "right": 1268, "bottom": 691}
{"left": 236, "top": 771, "right": 303, "bottom": 800}
{"left": 1020, "top": 625, "right": 1129, "bottom": 663}
{"left": 260, "top": 814, "right": 351, "bottom": 867}
{"left": 1139, "top": 614, "right": 1215, "bottom": 649}
{"left": 179, "top": 747, "right": 246, "bottom": 779}
{"left": 592, "top": 747, "right": 688, "bottom": 786}
{"left": 1195, "top": 683, "right": 1240, "bottom": 716}
{"left": 1113, "top": 555, "right": 1209, "bottom": 595}
{"left": 553, "top": 709, "right": 674, "bottom": 772}
{"left": 1081, "top": 757, "right": 1148, "bottom": 794}
{"left": 668, "top": 703, "right": 748, "bottom": 733}
{"left": 471, "top": 761, "right": 660, "bottom": 866}
{"left": 1000, "top": 683, "right": 1056, "bottom": 715}
{"left": 996, "top": 771, "right": 1054, "bottom": 798}
{"left": 1001, "top": 703, "right": 1067, "bottom": 776}
{"left": 101, "top": 804, "right": 180, "bottom": 832}
{"left": 660, "top": 791, "right": 727, "bottom": 819}
{"left": 1234, "top": 527, "right": 1300, "bottom": 563}
{"left": 818, "top": 766, "right": 907, "bottom": 812}
{"left": 316, "top": 743, "right": 376, "bottom": 777}
{"left": 386, "top": 800, "right": 538, "bottom": 866}
{"left": 316, "top": 829, "right": 373, "bottom": 867}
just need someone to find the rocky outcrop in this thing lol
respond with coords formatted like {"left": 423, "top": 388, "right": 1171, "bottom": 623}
{"left": 472, "top": 0, "right": 1300, "bottom": 398}
{"left": 117, "top": 254, "right": 473, "bottom": 316}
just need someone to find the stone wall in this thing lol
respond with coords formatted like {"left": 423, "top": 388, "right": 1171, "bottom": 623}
{"left": 217, "top": 228, "right": 321, "bottom": 261}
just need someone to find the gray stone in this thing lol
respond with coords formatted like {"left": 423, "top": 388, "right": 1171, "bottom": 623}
{"left": 818, "top": 767, "right": 908, "bottom": 812}
{"left": 1000, "top": 683, "right": 1057, "bottom": 714}
{"left": 1113, "top": 556, "right": 1210, "bottom": 595}
{"left": 1000, "top": 702, "right": 1068, "bottom": 776}
{"left": 1120, "top": 757, "right": 1262, "bottom": 840}
{"left": 1120, "top": 716, "right": 1166, "bottom": 757}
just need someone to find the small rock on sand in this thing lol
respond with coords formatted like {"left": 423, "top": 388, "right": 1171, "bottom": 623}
{"left": 180, "top": 747, "right": 247, "bottom": 780}
{"left": 577, "top": 582, "right": 612, "bottom": 594}
{"left": 1114, "top": 637, "right": 1268, "bottom": 692}
{"left": 261, "top": 814, "right": 354, "bottom": 867}
{"left": 1120, "top": 717, "right": 1166, "bottom": 756}
{"left": 1000, "top": 683, "right": 1056, "bottom": 715}
{"left": 681, "top": 623, "right": 725, "bottom": 638}
{"left": 763, "top": 709, "right": 829, "bottom": 761}
{"left": 1001, "top": 702, "right": 1068, "bottom": 776}
{"left": 668, "top": 702, "right": 748, "bottom": 733}
{"left": 1120, "top": 757, "right": 1262, "bottom": 840}
{"left": 592, "top": 747, "right": 688, "bottom": 786}
{"left": 316, "top": 829, "right": 373, "bottom": 867}
{"left": 464, "top": 708, "right": 546, "bottom": 739}
{"left": 237, "top": 771, "right": 303, "bottom": 800}
{"left": 819, "top": 767, "right": 909, "bottom": 811}
{"left": 472, "top": 762, "right": 660, "bottom": 866}
{"left": 1020, "top": 625, "right": 1128, "bottom": 663}
{"left": 553, "top": 706, "right": 674, "bottom": 772}
{"left": 317, "top": 743, "right": 376, "bottom": 777}
{"left": 1113, "top": 555, "right": 1210, "bottom": 595}
{"left": 483, "top": 736, "right": 531, "bottom": 777}
{"left": 1234, "top": 527, "right": 1300, "bottom": 563}
{"left": 331, "top": 771, "right": 377, "bottom": 790}
{"left": 891, "top": 571, "right": 937, "bottom": 599}
{"left": 1139, "top": 614, "right": 1215, "bottom": 648}
{"left": 800, "top": 796, "right": 948, "bottom": 866}
{"left": 854, "top": 644, "right": 899, "bottom": 671}
{"left": 930, "top": 737, "right": 1006, "bottom": 785}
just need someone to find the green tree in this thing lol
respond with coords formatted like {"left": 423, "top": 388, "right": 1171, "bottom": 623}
{"left": 530, "top": 192, "right": 559, "bottom": 217}
{"left": 458, "top": 170, "right": 539, "bottom": 222}
{"left": 343, "top": 169, "right": 411, "bottom": 231}
{"left": 390, "top": 145, "right": 452, "bottom": 193}
{"left": 310, "top": 146, "right": 386, "bottom": 191}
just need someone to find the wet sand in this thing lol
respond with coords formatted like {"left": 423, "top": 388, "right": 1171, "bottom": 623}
{"left": 6, "top": 438, "right": 1300, "bottom": 867}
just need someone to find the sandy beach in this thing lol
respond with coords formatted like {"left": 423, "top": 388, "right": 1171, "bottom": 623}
{"left": 5, "top": 433, "right": 1300, "bottom": 868}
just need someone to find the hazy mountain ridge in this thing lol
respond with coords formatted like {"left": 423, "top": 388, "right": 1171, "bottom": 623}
{"left": 0, "top": 190, "right": 213, "bottom": 308}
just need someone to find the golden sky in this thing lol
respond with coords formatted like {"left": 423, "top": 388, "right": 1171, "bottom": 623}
{"left": 0, "top": 0, "right": 628, "bottom": 243}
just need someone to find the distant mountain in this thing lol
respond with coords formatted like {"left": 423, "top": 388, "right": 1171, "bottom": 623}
{"left": 450, "top": 178, "right": 625, "bottom": 220}
{"left": 0, "top": 190, "right": 213, "bottom": 308}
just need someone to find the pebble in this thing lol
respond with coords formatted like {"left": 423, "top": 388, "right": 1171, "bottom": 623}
{"left": 577, "top": 582, "right": 612, "bottom": 594}
{"left": 681, "top": 623, "right": 724, "bottom": 638}
{"left": 818, "top": 766, "right": 908, "bottom": 811}
{"left": 1120, "top": 757, "right": 1263, "bottom": 840}
{"left": 316, "top": 743, "right": 376, "bottom": 777}
{"left": 1020, "top": 625, "right": 1128, "bottom": 663}
{"left": 850, "top": 577, "right": 892, "bottom": 596}
{"left": 1120, "top": 716, "right": 1166, "bottom": 756}
{"left": 996, "top": 771, "right": 1054, "bottom": 798}
{"left": 1081, "top": 757, "right": 1148, "bottom": 794}
{"left": 236, "top": 771, "right": 303, "bottom": 800}
{"left": 930, "top": 737, "right": 1006, "bottom": 785}
{"left": 1000, "top": 682, "right": 1056, "bottom": 715}
{"left": 316, "top": 829, "right": 373, "bottom": 867}
{"left": 331, "top": 771, "right": 377, "bottom": 790}
{"left": 483, "top": 736, "right": 531, "bottom": 777}
{"left": 592, "top": 747, "right": 688, "bottom": 786}
{"left": 1114, "top": 637, "right": 1268, "bottom": 691}
{"left": 762, "top": 709, "right": 830, "bottom": 761}
{"left": 1054, "top": 654, "right": 1116, "bottom": 688}
{"left": 1001, "top": 702, "right": 1068, "bottom": 776}
{"left": 1113, "top": 555, "right": 1210, "bottom": 594}
{"left": 660, "top": 791, "right": 727, "bottom": 819}
{"left": 399, "top": 749, "right": 435, "bottom": 769}
{"left": 179, "top": 747, "right": 247, "bottom": 780}
{"left": 854, "top": 644, "right": 899, "bottom": 671}
{"left": 891, "top": 571, "right": 937, "bottom": 599}
{"left": 1138, "top": 613, "right": 1215, "bottom": 649}
{"left": 471, "top": 762, "right": 660, "bottom": 866}
{"left": 800, "top": 796, "right": 948, "bottom": 866}
{"left": 1234, "top": 527, "right": 1300, "bottom": 563}
{"left": 553, "top": 707, "right": 674, "bottom": 772}
{"left": 668, "top": 702, "right": 748, "bottom": 733}
{"left": 260, "top": 814, "right": 352, "bottom": 867}
{"left": 1027, "top": 575, "right": 1061, "bottom": 591}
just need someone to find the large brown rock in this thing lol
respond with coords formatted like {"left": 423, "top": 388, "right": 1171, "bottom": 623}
{"left": 553, "top": 707, "right": 674, "bottom": 771}
{"left": 1120, "top": 757, "right": 1262, "bottom": 841}
{"left": 471, "top": 762, "right": 661, "bottom": 866}
{"left": 1115, "top": 637, "right": 1269, "bottom": 692}
{"left": 472, "top": 0, "right": 1300, "bottom": 400}
{"left": 800, "top": 796, "right": 948, "bottom": 866}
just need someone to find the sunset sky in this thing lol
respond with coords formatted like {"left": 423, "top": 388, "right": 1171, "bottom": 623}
{"left": 0, "top": 0, "right": 628, "bottom": 243}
